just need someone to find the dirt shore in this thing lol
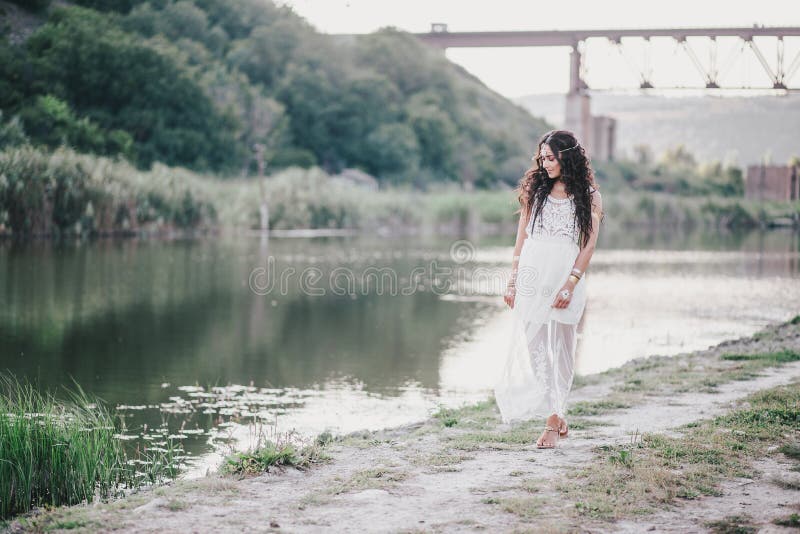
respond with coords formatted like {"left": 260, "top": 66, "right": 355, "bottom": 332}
{"left": 6, "top": 316, "right": 800, "bottom": 534}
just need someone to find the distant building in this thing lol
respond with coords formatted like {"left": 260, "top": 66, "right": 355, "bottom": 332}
{"left": 745, "top": 164, "right": 799, "bottom": 201}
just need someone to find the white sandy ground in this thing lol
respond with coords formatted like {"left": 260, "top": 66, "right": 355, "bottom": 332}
{"left": 6, "top": 321, "right": 800, "bottom": 534}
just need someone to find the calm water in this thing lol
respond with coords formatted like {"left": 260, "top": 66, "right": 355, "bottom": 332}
{"left": 1, "top": 224, "right": 798, "bottom": 474}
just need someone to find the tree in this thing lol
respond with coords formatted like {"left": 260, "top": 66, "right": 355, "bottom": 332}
{"left": 19, "top": 95, "right": 133, "bottom": 156}
{"left": 405, "top": 94, "right": 457, "bottom": 178}
{"left": 227, "top": 19, "right": 303, "bottom": 88}
{"left": 364, "top": 123, "right": 420, "bottom": 182}
{"left": 25, "top": 6, "right": 240, "bottom": 170}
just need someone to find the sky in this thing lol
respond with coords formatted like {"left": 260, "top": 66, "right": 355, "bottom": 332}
{"left": 279, "top": 0, "right": 800, "bottom": 98}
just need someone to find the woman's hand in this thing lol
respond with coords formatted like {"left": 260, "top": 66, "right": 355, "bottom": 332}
{"left": 504, "top": 280, "right": 516, "bottom": 309}
{"left": 552, "top": 279, "right": 576, "bottom": 309}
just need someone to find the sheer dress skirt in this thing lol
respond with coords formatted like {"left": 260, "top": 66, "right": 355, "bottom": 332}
{"left": 493, "top": 234, "right": 587, "bottom": 424}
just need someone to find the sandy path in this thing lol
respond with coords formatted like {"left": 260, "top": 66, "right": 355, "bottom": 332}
{"left": 8, "top": 320, "right": 800, "bottom": 533}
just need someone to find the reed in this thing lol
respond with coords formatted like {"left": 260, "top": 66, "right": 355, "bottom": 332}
{"left": 0, "top": 146, "right": 217, "bottom": 236}
{"left": 0, "top": 374, "right": 181, "bottom": 519}
{"left": 1, "top": 146, "right": 797, "bottom": 237}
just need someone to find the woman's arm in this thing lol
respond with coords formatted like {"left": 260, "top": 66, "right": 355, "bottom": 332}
{"left": 571, "top": 189, "right": 603, "bottom": 274}
{"left": 510, "top": 206, "right": 530, "bottom": 275}
{"left": 552, "top": 190, "right": 603, "bottom": 308}
{"left": 504, "top": 206, "right": 530, "bottom": 308}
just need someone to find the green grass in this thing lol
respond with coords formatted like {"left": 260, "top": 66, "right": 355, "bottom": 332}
{"left": 704, "top": 515, "right": 757, "bottom": 534}
{"left": 567, "top": 398, "right": 632, "bottom": 416}
{"left": 0, "top": 373, "right": 181, "bottom": 520}
{"left": 599, "top": 323, "right": 800, "bottom": 398}
{"left": 720, "top": 350, "right": 800, "bottom": 363}
{"left": 409, "top": 450, "right": 475, "bottom": 469}
{"left": 220, "top": 441, "right": 328, "bottom": 476}
{"left": 329, "top": 467, "right": 409, "bottom": 495}
{"left": 774, "top": 513, "right": 800, "bottom": 528}
{"left": 544, "top": 382, "right": 800, "bottom": 522}
{"left": 298, "top": 464, "right": 409, "bottom": 508}
{"left": 779, "top": 442, "right": 800, "bottom": 460}
{"left": 430, "top": 397, "right": 498, "bottom": 431}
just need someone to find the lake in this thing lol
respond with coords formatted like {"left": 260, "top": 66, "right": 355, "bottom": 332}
{"left": 1, "top": 223, "right": 798, "bottom": 475}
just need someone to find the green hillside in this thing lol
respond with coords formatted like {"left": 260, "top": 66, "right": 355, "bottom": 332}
{"left": 0, "top": 0, "right": 550, "bottom": 188}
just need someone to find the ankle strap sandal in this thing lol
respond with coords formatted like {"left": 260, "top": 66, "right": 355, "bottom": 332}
{"left": 536, "top": 425, "right": 560, "bottom": 449}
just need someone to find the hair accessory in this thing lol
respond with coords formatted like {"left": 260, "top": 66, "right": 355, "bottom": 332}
{"left": 560, "top": 143, "right": 580, "bottom": 153}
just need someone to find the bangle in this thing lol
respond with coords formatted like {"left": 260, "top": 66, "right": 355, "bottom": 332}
{"left": 568, "top": 274, "right": 580, "bottom": 283}
{"left": 513, "top": 255, "right": 520, "bottom": 260}
{"left": 571, "top": 267, "right": 583, "bottom": 277}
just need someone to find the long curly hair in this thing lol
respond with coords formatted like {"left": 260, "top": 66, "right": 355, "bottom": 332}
{"left": 515, "top": 129, "right": 602, "bottom": 249}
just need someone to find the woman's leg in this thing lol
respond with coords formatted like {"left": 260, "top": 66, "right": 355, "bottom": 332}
{"left": 550, "top": 320, "right": 578, "bottom": 422}
{"left": 530, "top": 320, "right": 577, "bottom": 447}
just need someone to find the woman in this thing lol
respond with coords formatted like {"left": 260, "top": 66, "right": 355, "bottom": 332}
{"left": 494, "top": 129, "right": 604, "bottom": 449}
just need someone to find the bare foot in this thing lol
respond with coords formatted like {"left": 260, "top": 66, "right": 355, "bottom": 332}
{"left": 559, "top": 416, "right": 568, "bottom": 438}
{"left": 535, "top": 413, "right": 562, "bottom": 448}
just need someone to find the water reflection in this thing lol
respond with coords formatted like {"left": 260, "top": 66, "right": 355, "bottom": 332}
{"left": 0, "top": 224, "right": 798, "bottom": 473}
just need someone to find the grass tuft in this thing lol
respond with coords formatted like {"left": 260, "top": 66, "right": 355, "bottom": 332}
{"left": 567, "top": 398, "right": 632, "bottom": 416}
{"left": 0, "top": 373, "right": 180, "bottom": 520}
{"left": 704, "top": 514, "right": 756, "bottom": 533}
{"left": 221, "top": 439, "right": 327, "bottom": 477}
{"left": 774, "top": 513, "right": 800, "bottom": 528}
{"left": 778, "top": 442, "right": 800, "bottom": 460}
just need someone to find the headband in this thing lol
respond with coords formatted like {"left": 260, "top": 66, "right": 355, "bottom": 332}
{"left": 559, "top": 142, "right": 580, "bottom": 152}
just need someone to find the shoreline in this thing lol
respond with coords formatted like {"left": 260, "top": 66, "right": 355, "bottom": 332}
{"left": 4, "top": 315, "right": 800, "bottom": 533}
{"left": 2, "top": 217, "right": 799, "bottom": 242}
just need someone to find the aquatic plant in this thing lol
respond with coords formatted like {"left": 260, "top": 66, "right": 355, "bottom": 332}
{"left": 0, "top": 374, "right": 181, "bottom": 519}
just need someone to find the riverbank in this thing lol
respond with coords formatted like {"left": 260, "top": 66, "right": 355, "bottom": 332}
{"left": 1, "top": 147, "right": 799, "bottom": 240}
{"left": 4, "top": 315, "right": 799, "bottom": 533}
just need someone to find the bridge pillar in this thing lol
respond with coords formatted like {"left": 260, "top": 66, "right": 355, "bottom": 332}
{"left": 563, "top": 42, "right": 615, "bottom": 161}
{"left": 564, "top": 43, "right": 593, "bottom": 155}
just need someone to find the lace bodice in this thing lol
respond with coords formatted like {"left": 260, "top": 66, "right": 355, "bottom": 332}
{"left": 526, "top": 194, "right": 580, "bottom": 245}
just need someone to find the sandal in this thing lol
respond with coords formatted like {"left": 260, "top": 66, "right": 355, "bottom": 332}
{"left": 535, "top": 424, "right": 560, "bottom": 449}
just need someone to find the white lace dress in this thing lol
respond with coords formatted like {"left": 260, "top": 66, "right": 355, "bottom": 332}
{"left": 493, "top": 193, "right": 588, "bottom": 424}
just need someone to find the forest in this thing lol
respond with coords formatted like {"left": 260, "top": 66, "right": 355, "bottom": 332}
{"left": 0, "top": 0, "right": 548, "bottom": 188}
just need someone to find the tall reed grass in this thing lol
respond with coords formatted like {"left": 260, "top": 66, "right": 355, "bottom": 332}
{"left": 603, "top": 189, "right": 800, "bottom": 230}
{"left": 1, "top": 146, "right": 797, "bottom": 238}
{"left": 0, "top": 146, "right": 217, "bottom": 236}
{"left": 0, "top": 374, "right": 181, "bottom": 520}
